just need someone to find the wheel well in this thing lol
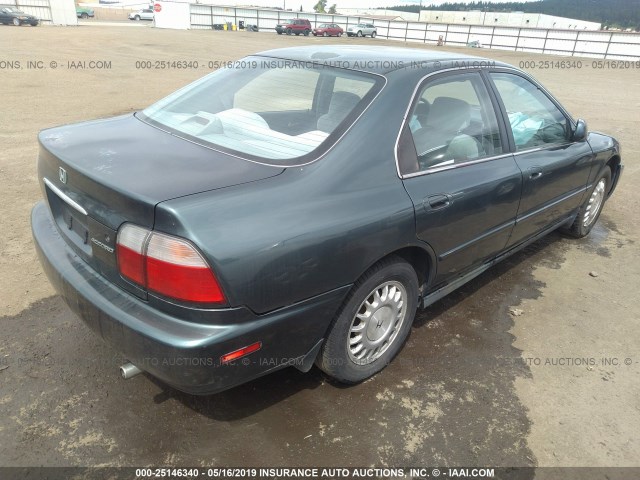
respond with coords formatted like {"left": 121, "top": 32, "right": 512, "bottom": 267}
{"left": 606, "top": 155, "right": 621, "bottom": 194}
{"left": 385, "top": 246, "right": 432, "bottom": 289}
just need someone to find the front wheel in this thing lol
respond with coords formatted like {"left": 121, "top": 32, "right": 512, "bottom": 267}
{"left": 286, "top": 28, "right": 292, "bottom": 35}
{"left": 357, "top": 30, "right": 363, "bottom": 37}
{"left": 371, "top": 31, "right": 376, "bottom": 38}
{"left": 81, "top": 12, "right": 88, "bottom": 19}
{"left": 562, "top": 168, "right": 611, "bottom": 238}
{"left": 13, "top": 18, "right": 21, "bottom": 26}
{"left": 317, "top": 256, "right": 419, "bottom": 384}
{"left": 134, "top": 15, "right": 140, "bottom": 21}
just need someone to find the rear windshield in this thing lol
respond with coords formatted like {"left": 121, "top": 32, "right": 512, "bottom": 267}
{"left": 140, "top": 56, "right": 383, "bottom": 165}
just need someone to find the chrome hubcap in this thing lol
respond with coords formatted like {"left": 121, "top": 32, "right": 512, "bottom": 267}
{"left": 348, "top": 281, "right": 407, "bottom": 364}
{"left": 583, "top": 178, "right": 606, "bottom": 227}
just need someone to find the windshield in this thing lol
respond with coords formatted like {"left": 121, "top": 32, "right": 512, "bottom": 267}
{"left": 140, "top": 57, "right": 383, "bottom": 165}
{"left": 4, "top": 7, "right": 24, "bottom": 13}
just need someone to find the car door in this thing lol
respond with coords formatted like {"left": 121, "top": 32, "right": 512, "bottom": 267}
{"left": 488, "top": 71, "right": 594, "bottom": 246}
{"left": 397, "top": 71, "right": 522, "bottom": 285}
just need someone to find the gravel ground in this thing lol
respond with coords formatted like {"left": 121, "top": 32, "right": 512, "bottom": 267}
{"left": 0, "top": 25, "right": 638, "bottom": 471}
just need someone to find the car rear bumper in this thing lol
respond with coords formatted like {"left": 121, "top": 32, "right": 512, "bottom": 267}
{"left": 31, "top": 201, "right": 349, "bottom": 394}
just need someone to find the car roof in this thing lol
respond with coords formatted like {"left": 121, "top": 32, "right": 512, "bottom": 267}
{"left": 255, "top": 45, "right": 511, "bottom": 75}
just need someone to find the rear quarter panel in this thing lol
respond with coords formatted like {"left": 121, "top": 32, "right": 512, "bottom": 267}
{"left": 154, "top": 82, "right": 419, "bottom": 314}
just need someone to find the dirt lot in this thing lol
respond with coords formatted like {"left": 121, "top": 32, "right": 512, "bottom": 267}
{"left": 0, "top": 25, "right": 639, "bottom": 471}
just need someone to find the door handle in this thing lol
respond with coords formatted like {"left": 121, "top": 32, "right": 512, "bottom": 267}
{"left": 528, "top": 167, "right": 543, "bottom": 180}
{"left": 424, "top": 194, "right": 452, "bottom": 210}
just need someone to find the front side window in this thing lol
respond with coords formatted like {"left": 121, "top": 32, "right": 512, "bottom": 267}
{"left": 491, "top": 72, "right": 569, "bottom": 151}
{"left": 140, "top": 58, "right": 381, "bottom": 164}
{"left": 405, "top": 72, "right": 503, "bottom": 173}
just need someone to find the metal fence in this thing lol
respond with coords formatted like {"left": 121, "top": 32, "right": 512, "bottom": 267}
{"left": 7, "top": 0, "right": 52, "bottom": 23}
{"left": 189, "top": 5, "right": 640, "bottom": 61}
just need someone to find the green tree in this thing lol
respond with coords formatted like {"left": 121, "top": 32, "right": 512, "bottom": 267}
{"left": 314, "top": 0, "right": 327, "bottom": 13}
{"left": 328, "top": 4, "right": 337, "bottom": 14}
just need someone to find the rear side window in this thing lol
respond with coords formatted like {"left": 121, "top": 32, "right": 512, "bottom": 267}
{"left": 403, "top": 72, "right": 503, "bottom": 174}
{"left": 140, "top": 58, "right": 382, "bottom": 164}
{"left": 491, "top": 72, "right": 569, "bottom": 150}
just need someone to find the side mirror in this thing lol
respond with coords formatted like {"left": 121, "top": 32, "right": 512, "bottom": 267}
{"left": 573, "top": 119, "right": 588, "bottom": 142}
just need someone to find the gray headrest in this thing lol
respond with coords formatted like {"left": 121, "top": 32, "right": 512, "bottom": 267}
{"left": 426, "top": 97, "right": 470, "bottom": 133}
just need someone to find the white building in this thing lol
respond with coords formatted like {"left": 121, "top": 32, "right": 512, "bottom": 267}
{"left": 419, "top": 10, "right": 601, "bottom": 30}
{"left": 338, "top": 8, "right": 419, "bottom": 21}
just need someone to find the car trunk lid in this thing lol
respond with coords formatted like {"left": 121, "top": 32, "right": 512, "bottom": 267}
{"left": 37, "top": 113, "right": 283, "bottom": 297}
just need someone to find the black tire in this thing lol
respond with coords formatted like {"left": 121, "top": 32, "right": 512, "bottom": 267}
{"left": 317, "top": 256, "right": 419, "bottom": 384}
{"left": 562, "top": 168, "right": 611, "bottom": 238}
{"left": 81, "top": 12, "right": 88, "bottom": 19}
{"left": 13, "top": 18, "right": 21, "bottom": 26}
{"left": 357, "top": 30, "right": 363, "bottom": 37}
{"left": 134, "top": 15, "right": 140, "bottom": 21}
{"left": 304, "top": 29, "right": 310, "bottom": 36}
{"left": 371, "top": 31, "right": 376, "bottom": 38}
{"left": 277, "top": 31, "right": 282, "bottom": 35}
{"left": 286, "top": 28, "right": 292, "bottom": 35}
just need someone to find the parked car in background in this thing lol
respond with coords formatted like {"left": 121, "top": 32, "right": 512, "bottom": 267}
{"left": 275, "top": 18, "right": 311, "bottom": 36}
{"left": 32, "top": 46, "right": 622, "bottom": 395}
{"left": 346, "top": 23, "right": 376, "bottom": 37}
{"left": 76, "top": 6, "right": 94, "bottom": 19}
{"left": 0, "top": 5, "right": 39, "bottom": 25}
{"left": 313, "top": 23, "right": 343, "bottom": 37}
{"left": 128, "top": 8, "right": 154, "bottom": 21}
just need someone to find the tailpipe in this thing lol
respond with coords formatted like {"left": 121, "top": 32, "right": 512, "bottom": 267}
{"left": 120, "top": 362, "right": 142, "bottom": 379}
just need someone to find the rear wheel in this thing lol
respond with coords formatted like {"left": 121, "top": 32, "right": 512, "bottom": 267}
{"left": 562, "top": 168, "right": 611, "bottom": 238}
{"left": 303, "top": 29, "right": 310, "bottom": 36}
{"left": 134, "top": 15, "right": 140, "bottom": 21}
{"left": 357, "top": 30, "right": 363, "bottom": 37}
{"left": 371, "top": 31, "right": 376, "bottom": 38}
{"left": 81, "top": 12, "right": 88, "bottom": 19}
{"left": 317, "top": 256, "right": 419, "bottom": 384}
{"left": 286, "top": 28, "right": 292, "bottom": 35}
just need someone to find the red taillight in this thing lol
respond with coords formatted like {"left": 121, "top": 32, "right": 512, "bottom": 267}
{"left": 116, "top": 224, "right": 225, "bottom": 304}
{"left": 220, "top": 342, "right": 262, "bottom": 364}
{"left": 116, "top": 224, "right": 148, "bottom": 286}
